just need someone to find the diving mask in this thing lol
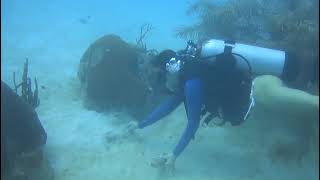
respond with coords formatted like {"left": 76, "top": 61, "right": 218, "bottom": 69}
{"left": 166, "top": 57, "right": 182, "bottom": 74}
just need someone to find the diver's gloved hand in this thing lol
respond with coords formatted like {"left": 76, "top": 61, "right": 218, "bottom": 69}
{"left": 202, "top": 117, "right": 226, "bottom": 127}
{"left": 150, "top": 153, "right": 176, "bottom": 174}
{"left": 125, "top": 121, "right": 139, "bottom": 134}
{"left": 201, "top": 110, "right": 226, "bottom": 127}
{"left": 163, "top": 153, "right": 176, "bottom": 175}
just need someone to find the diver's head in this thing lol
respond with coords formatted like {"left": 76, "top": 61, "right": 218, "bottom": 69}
{"left": 152, "top": 49, "right": 176, "bottom": 72}
{"left": 152, "top": 49, "right": 184, "bottom": 93}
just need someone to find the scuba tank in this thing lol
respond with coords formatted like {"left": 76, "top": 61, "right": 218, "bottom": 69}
{"left": 164, "top": 39, "right": 289, "bottom": 93}
{"left": 199, "top": 39, "right": 286, "bottom": 77}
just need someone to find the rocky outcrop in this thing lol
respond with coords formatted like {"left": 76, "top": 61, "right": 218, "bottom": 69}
{"left": 78, "top": 34, "right": 167, "bottom": 119}
{"left": 252, "top": 75, "right": 319, "bottom": 163}
{"left": 1, "top": 81, "right": 52, "bottom": 180}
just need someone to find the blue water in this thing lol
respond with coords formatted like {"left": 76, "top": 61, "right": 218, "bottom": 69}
{"left": 1, "top": 0, "right": 194, "bottom": 59}
{"left": 1, "top": 0, "right": 196, "bottom": 80}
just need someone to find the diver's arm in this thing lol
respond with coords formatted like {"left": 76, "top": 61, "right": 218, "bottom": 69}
{"left": 173, "top": 78, "right": 204, "bottom": 157}
{"left": 138, "top": 94, "right": 183, "bottom": 129}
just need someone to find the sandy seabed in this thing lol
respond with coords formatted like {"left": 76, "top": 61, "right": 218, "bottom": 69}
{"left": 2, "top": 59, "right": 317, "bottom": 180}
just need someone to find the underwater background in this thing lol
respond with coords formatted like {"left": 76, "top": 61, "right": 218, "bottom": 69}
{"left": 1, "top": 0, "right": 319, "bottom": 180}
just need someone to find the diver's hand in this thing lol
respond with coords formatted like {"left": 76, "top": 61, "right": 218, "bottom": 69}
{"left": 202, "top": 119, "right": 215, "bottom": 128}
{"left": 163, "top": 153, "right": 176, "bottom": 175}
{"left": 202, "top": 121, "right": 209, "bottom": 128}
{"left": 150, "top": 153, "right": 176, "bottom": 175}
{"left": 202, "top": 117, "right": 226, "bottom": 128}
{"left": 125, "top": 121, "right": 139, "bottom": 134}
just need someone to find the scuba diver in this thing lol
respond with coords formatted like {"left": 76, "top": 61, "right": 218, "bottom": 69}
{"left": 127, "top": 38, "right": 299, "bottom": 172}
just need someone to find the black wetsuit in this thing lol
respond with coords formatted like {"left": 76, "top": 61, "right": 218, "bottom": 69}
{"left": 201, "top": 53, "right": 253, "bottom": 126}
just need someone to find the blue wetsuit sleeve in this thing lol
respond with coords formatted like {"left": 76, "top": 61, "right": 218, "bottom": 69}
{"left": 138, "top": 95, "right": 183, "bottom": 129}
{"left": 173, "top": 78, "right": 204, "bottom": 157}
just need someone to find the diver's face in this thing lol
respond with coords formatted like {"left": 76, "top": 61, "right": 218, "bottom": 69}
{"left": 150, "top": 65, "right": 166, "bottom": 82}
